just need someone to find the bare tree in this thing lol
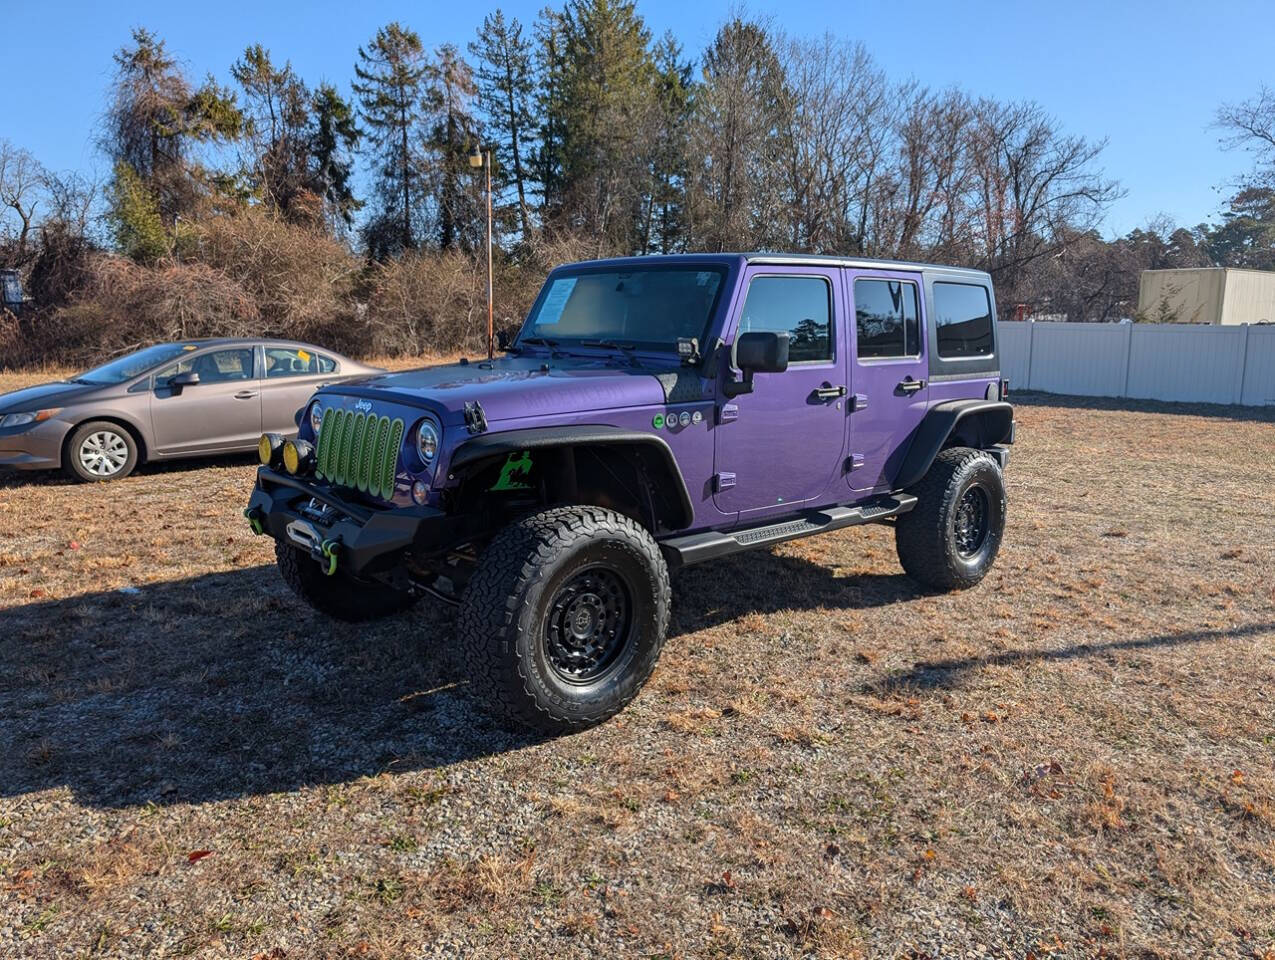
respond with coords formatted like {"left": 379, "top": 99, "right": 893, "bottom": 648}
{"left": 1216, "top": 85, "right": 1275, "bottom": 188}
{"left": 0, "top": 141, "right": 48, "bottom": 262}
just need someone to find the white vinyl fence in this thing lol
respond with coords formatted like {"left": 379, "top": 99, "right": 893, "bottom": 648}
{"left": 998, "top": 321, "right": 1275, "bottom": 407}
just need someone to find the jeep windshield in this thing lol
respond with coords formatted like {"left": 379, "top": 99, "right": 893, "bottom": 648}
{"left": 518, "top": 266, "right": 726, "bottom": 355}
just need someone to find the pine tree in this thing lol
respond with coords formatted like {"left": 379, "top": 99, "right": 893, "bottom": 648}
{"left": 532, "top": 7, "right": 568, "bottom": 221}
{"left": 104, "top": 28, "right": 242, "bottom": 228}
{"left": 310, "top": 84, "right": 362, "bottom": 231}
{"left": 231, "top": 44, "right": 314, "bottom": 220}
{"left": 470, "top": 10, "right": 535, "bottom": 239}
{"left": 425, "top": 44, "right": 481, "bottom": 251}
{"left": 353, "top": 23, "right": 429, "bottom": 257}
{"left": 642, "top": 33, "right": 692, "bottom": 253}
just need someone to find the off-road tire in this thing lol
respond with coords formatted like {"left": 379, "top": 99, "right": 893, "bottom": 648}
{"left": 63, "top": 420, "right": 139, "bottom": 482}
{"left": 457, "top": 505, "right": 671, "bottom": 734}
{"left": 274, "top": 541, "right": 419, "bottom": 622}
{"left": 895, "top": 446, "right": 1006, "bottom": 591}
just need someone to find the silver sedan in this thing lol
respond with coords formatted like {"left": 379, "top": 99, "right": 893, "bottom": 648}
{"left": 0, "top": 339, "right": 383, "bottom": 481}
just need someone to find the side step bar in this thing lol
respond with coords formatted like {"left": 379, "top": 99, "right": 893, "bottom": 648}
{"left": 660, "top": 493, "right": 917, "bottom": 569}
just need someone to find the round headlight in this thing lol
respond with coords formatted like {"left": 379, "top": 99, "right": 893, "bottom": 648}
{"left": 416, "top": 421, "right": 439, "bottom": 463}
{"left": 259, "top": 433, "right": 285, "bottom": 467}
{"left": 282, "top": 439, "right": 315, "bottom": 476}
{"left": 309, "top": 403, "right": 323, "bottom": 436}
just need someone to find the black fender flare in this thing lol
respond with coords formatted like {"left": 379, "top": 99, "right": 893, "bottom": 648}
{"left": 447, "top": 425, "right": 695, "bottom": 529}
{"left": 895, "top": 400, "right": 1014, "bottom": 491}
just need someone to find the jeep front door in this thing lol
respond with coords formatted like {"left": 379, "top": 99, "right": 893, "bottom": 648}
{"left": 845, "top": 270, "right": 930, "bottom": 492}
{"left": 712, "top": 268, "right": 848, "bottom": 519}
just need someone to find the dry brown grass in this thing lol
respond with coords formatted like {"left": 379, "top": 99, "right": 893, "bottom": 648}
{"left": 1, "top": 386, "right": 1273, "bottom": 958}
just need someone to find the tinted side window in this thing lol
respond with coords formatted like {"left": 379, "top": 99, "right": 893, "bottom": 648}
{"left": 265, "top": 347, "right": 335, "bottom": 378}
{"left": 737, "top": 276, "right": 833, "bottom": 363}
{"left": 933, "top": 282, "right": 994, "bottom": 358}
{"left": 855, "top": 279, "right": 920, "bottom": 359}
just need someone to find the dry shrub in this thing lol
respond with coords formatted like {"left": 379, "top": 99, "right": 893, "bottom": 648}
{"left": 190, "top": 207, "right": 358, "bottom": 335}
{"left": 363, "top": 250, "right": 487, "bottom": 356}
{"left": 32, "top": 255, "right": 260, "bottom": 366}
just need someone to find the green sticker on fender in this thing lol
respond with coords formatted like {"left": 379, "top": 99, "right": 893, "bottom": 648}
{"left": 652, "top": 414, "right": 665, "bottom": 429}
{"left": 490, "top": 451, "right": 534, "bottom": 491}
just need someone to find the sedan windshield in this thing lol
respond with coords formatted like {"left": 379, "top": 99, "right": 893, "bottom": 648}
{"left": 75, "top": 343, "right": 204, "bottom": 385}
{"left": 520, "top": 267, "right": 726, "bottom": 352}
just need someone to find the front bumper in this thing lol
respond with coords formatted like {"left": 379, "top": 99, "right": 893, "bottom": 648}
{"left": 0, "top": 419, "right": 70, "bottom": 470}
{"left": 246, "top": 467, "right": 462, "bottom": 578}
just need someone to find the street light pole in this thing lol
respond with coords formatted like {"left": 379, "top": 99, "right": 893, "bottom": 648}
{"left": 470, "top": 144, "right": 494, "bottom": 361}
{"left": 484, "top": 148, "right": 493, "bottom": 362}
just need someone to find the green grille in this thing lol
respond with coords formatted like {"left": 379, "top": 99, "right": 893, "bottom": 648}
{"left": 315, "top": 407, "right": 403, "bottom": 498}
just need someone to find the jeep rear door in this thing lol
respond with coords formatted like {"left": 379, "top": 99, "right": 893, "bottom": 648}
{"left": 712, "top": 266, "right": 848, "bottom": 520}
{"left": 844, "top": 269, "right": 930, "bottom": 492}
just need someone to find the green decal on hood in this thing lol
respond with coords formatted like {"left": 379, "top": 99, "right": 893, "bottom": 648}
{"left": 490, "top": 451, "right": 534, "bottom": 491}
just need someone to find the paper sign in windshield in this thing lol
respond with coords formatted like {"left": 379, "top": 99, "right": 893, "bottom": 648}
{"left": 536, "top": 277, "right": 577, "bottom": 325}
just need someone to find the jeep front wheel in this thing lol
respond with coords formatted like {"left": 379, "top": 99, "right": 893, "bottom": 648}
{"left": 895, "top": 447, "right": 1006, "bottom": 591}
{"left": 457, "top": 505, "right": 671, "bottom": 734}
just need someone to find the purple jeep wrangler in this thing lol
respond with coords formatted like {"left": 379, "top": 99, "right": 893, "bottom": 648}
{"left": 246, "top": 254, "right": 1014, "bottom": 732}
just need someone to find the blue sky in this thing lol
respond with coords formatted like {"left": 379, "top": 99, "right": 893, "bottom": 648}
{"left": 2, "top": 0, "right": 1268, "bottom": 235}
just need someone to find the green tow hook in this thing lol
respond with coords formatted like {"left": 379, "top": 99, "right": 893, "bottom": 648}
{"left": 244, "top": 507, "right": 264, "bottom": 536}
{"left": 320, "top": 538, "right": 340, "bottom": 577}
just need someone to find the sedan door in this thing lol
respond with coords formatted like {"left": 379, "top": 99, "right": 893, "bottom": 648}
{"left": 148, "top": 347, "right": 263, "bottom": 455}
{"left": 258, "top": 345, "right": 339, "bottom": 436}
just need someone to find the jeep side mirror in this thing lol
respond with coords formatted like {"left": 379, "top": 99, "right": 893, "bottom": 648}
{"left": 168, "top": 370, "right": 200, "bottom": 394}
{"left": 496, "top": 329, "right": 512, "bottom": 351}
{"left": 725, "top": 331, "right": 789, "bottom": 397}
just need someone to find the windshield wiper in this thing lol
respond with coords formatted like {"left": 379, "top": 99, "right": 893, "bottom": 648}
{"left": 581, "top": 339, "right": 636, "bottom": 351}
{"left": 519, "top": 336, "right": 559, "bottom": 348}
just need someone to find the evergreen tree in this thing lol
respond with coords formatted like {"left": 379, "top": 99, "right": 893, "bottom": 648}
{"left": 641, "top": 33, "right": 692, "bottom": 253}
{"left": 311, "top": 84, "right": 362, "bottom": 230}
{"left": 556, "top": 0, "right": 656, "bottom": 250}
{"left": 104, "top": 28, "right": 242, "bottom": 229}
{"left": 353, "top": 23, "right": 429, "bottom": 257}
{"left": 106, "top": 160, "right": 169, "bottom": 263}
{"left": 470, "top": 10, "right": 536, "bottom": 239}
{"left": 231, "top": 44, "right": 314, "bottom": 220}
{"left": 532, "top": 7, "right": 570, "bottom": 221}
{"left": 425, "top": 44, "right": 481, "bottom": 251}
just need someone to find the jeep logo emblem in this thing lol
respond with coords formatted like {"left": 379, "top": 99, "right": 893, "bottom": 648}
{"left": 354, "top": 399, "right": 373, "bottom": 413}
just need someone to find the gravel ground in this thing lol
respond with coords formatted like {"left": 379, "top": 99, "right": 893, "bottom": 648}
{"left": 1, "top": 377, "right": 1273, "bottom": 959}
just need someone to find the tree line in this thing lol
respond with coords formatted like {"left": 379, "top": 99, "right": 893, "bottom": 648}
{"left": 2, "top": 0, "right": 1275, "bottom": 365}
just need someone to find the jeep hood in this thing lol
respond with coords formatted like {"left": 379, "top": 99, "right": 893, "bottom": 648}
{"left": 321, "top": 356, "right": 696, "bottom": 425}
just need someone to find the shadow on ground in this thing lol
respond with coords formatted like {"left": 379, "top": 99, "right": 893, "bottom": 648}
{"left": 1012, "top": 390, "right": 1275, "bottom": 424}
{"left": 0, "top": 549, "right": 919, "bottom": 809}
{"left": 867, "top": 620, "right": 1275, "bottom": 693}
{"left": 0, "top": 453, "right": 256, "bottom": 489}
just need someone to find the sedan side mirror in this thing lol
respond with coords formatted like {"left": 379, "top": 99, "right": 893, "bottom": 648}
{"left": 725, "top": 331, "right": 790, "bottom": 397}
{"left": 167, "top": 370, "right": 200, "bottom": 394}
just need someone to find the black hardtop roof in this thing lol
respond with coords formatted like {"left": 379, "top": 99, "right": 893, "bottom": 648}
{"left": 559, "top": 252, "right": 991, "bottom": 281}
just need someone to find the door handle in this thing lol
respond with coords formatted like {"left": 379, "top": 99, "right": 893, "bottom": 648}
{"left": 234, "top": 390, "right": 258, "bottom": 400}
{"left": 811, "top": 384, "right": 847, "bottom": 401}
{"left": 897, "top": 377, "right": 925, "bottom": 394}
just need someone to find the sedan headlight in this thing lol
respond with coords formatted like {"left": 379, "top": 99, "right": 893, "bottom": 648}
{"left": 309, "top": 402, "right": 323, "bottom": 436}
{"left": 0, "top": 408, "right": 60, "bottom": 428}
{"left": 416, "top": 420, "right": 439, "bottom": 463}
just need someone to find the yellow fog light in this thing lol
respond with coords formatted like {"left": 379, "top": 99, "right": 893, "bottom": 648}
{"left": 259, "top": 433, "right": 285, "bottom": 467}
{"left": 282, "top": 439, "right": 315, "bottom": 476}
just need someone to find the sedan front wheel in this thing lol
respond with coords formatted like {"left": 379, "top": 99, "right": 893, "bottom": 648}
{"left": 64, "top": 421, "right": 139, "bottom": 482}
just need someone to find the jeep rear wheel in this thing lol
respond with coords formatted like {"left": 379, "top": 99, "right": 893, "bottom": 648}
{"left": 274, "top": 541, "right": 419, "bottom": 622}
{"left": 895, "top": 447, "right": 1006, "bottom": 591}
{"left": 457, "top": 505, "right": 671, "bottom": 734}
